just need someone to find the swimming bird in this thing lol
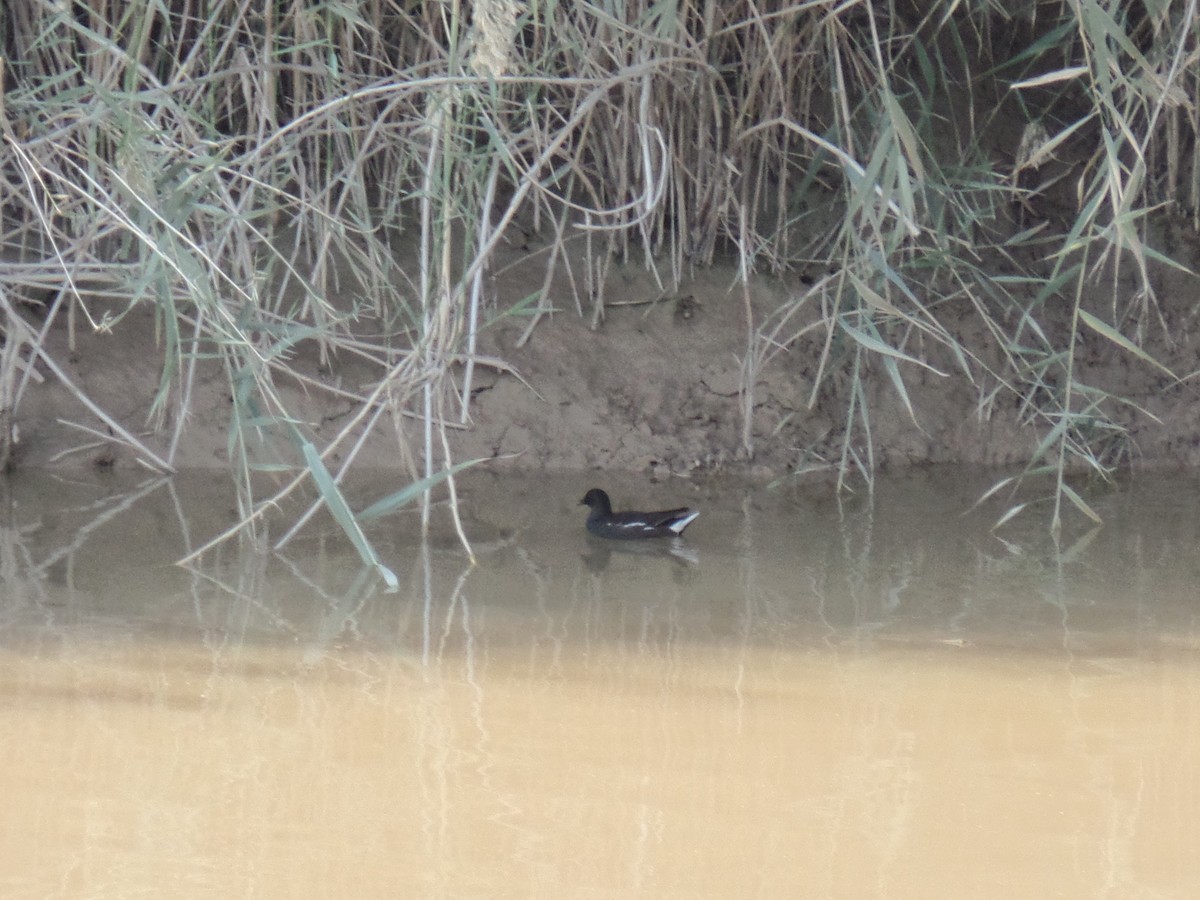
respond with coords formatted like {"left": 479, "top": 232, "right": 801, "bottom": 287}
{"left": 580, "top": 488, "right": 699, "bottom": 540}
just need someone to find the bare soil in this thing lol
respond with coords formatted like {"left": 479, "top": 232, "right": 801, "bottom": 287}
{"left": 11, "top": 231, "right": 1200, "bottom": 482}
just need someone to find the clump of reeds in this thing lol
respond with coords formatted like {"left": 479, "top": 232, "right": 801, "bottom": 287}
{"left": 0, "top": 0, "right": 1196, "bottom": 571}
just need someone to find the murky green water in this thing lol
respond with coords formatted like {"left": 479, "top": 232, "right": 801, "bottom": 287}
{"left": 1, "top": 469, "right": 1197, "bottom": 898}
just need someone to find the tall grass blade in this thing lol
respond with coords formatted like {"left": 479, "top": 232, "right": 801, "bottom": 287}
{"left": 1077, "top": 309, "right": 1177, "bottom": 380}
{"left": 300, "top": 441, "right": 398, "bottom": 591}
{"left": 358, "top": 457, "right": 488, "bottom": 522}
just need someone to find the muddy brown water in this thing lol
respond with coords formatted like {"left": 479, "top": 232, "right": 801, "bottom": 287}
{"left": 0, "top": 469, "right": 1197, "bottom": 898}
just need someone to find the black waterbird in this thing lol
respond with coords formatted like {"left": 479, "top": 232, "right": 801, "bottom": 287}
{"left": 580, "top": 488, "right": 699, "bottom": 540}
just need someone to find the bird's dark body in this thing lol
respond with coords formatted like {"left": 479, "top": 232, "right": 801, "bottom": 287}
{"left": 580, "top": 488, "right": 699, "bottom": 540}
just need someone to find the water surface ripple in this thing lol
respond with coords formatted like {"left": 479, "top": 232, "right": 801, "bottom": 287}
{"left": 1, "top": 470, "right": 1197, "bottom": 898}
